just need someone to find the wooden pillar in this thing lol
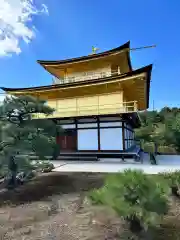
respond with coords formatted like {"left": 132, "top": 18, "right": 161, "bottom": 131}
{"left": 134, "top": 101, "right": 138, "bottom": 111}
{"left": 52, "top": 119, "right": 60, "bottom": 159}
{"left": 97, "top": 116, "right": 100, "bottom": 151}
{"left": 75, "top": 118, "right": 78, "bottom": 151}
{"left": 122, "top": 121, "right": 126, "bottom": 161}
{"left": 122, "top": 121, "right": 125, "bottom": 151}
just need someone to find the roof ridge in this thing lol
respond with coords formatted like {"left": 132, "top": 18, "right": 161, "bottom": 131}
{"left": 37, "top": 41, "right": 130, "bottom": 65}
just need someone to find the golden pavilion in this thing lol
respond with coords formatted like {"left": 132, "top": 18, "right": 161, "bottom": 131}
{"left": 1, "top": 41, "right": 152, "bottom": 159}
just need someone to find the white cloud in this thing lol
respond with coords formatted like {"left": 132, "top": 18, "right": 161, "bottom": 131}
{"left": 0, "top": 0, "right": 48, "bottom": 56}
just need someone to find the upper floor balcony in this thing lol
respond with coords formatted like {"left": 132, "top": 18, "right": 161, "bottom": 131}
{"left": 52, "top": 70, "right": 120, "bottom": 84}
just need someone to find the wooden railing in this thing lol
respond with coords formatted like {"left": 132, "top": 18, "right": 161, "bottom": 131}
{"left": 53, "top": 71, "right": 119, "bottom": 84}
{"left": 0, "top": 93, "right": 138, "bottom": 119}
{"left": 34, "top": 100, "right": 138, "bottom": 119}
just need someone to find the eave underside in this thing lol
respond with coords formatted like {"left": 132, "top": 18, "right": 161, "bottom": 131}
{"left": 40, "top": 51, "right": 132, "bottom": 79}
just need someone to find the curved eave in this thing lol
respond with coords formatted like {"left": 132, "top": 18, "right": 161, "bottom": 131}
{"left": 1, "top": 64, "right": 152, "bottom": 95}
{"left": 37, "top": 41, "right": 131, "bottom": 66}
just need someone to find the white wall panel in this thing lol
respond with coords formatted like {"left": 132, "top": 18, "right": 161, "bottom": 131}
{"left": 77, "top": 129, "right": 98, "bottom": 150}
{"left": 100, "top": 128, "right": 123, "bottom": 150}
{"left": 100, "top": 122, "right": 122, "bottom": 127}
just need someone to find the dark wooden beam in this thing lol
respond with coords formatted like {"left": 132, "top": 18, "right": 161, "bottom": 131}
{"left": 122, "top": 121, "right": 125, "bottom": 151}
{"left": 75, "top": 117, "right": 78, "bottom": 151}
{"left": 97, "top": 116, "right": 100, "bottom": 151}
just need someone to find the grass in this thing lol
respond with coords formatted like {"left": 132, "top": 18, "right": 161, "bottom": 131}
{"left": 0, "top": 172, "right": 180, "bottom": 239}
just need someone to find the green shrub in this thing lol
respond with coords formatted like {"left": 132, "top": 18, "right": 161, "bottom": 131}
{"left": 162, "top": 171, "right": 180, "bottom": 197}
{"left": 33, "top": 160, "right": 54, "bottom": 173}
{"left": 89, "top": 170, "right": 170, "bottom": 234}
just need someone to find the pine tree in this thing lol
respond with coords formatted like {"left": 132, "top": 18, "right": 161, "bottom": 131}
{"left": 0, "top": 95, "right": 62, "bottom": 185}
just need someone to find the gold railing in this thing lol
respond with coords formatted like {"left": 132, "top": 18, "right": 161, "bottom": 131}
{"left": 0, "top": 93, "right": 138, "bottom": 119}
{"left": 34, "top": 101, "right": 138, "bottom": 119}
{"left": 53, "top": 71, "right": 119, "bottom": 84}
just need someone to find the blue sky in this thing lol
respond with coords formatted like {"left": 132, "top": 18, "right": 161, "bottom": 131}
{"left": 0, "top": 0, "right": 180, "bottom": 110}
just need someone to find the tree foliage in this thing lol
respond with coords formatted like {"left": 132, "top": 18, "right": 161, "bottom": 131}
{"left": 136, "top": 107, "right": 180, "bottom": 152}
{"left": 0, "top": 95, "right": 62, "bottom": 178}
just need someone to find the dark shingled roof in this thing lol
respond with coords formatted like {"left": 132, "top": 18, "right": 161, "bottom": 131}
{"left": 37, "top": 41, "right": 131, "bottom": 66}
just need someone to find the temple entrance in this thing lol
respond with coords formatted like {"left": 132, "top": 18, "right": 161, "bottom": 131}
{"left": 56, "top": 129, "right": 77, "bottom": 152}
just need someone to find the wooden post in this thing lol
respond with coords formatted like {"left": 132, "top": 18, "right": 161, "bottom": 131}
{"left": 122, "top": 121, "right": 125, "bottom": 161}
{"left": 75, "top": 118, "right": 78, "bottom": 151}
{"left": 97, "top": 116, "right": 100, "bottom": 151}
{"left": 134, "top": 101, "right": 138, "bottom": 111}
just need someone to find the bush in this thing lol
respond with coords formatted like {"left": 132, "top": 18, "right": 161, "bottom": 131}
{"left": 33, "top": 160, "right": 54, "bottom": 173}
{"left": 89, "top": 170, "right": 170, "bottom": 234}
{"left": 162, "top": 171, "right": 180, "bottom": 197}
